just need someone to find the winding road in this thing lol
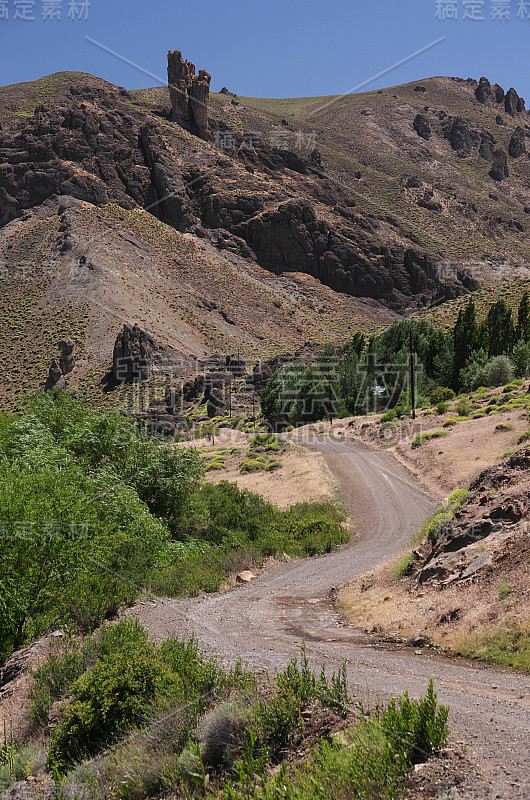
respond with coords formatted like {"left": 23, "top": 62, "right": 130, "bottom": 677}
{"left": 131, "top": 437, "right": 530, "bottom": 799}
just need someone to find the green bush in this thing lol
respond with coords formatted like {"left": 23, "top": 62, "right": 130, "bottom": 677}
{"left": 418, "top": 489, "right": 470, "bottom": 545}
{"left": 45, "top": 621, "right": 178, "bottom": 774}
{"left": 378, "top": 679, "right": 449, "bottom": 765}
{"left": 239, "top": 456, "right": 281, "bottom": 474}
{"left": 411, "top": 431, "right": 450, "bottom": 448}
{"left": 221, "top": 681, "right": 448, "bottom": 800}
{"left": 455, "top": 400, "right": 470, "bottom": 416}
{"left": 430, "top": 387, "right": 455, "bottom": 406}
{"left": 392, "top": 551, "right": 418, "bottom": 579}
{"left": 495, "top": 422, "right": 514, "bottom": 432}
{"left": 442, "top": 417, "right": 468, "bottom": 427}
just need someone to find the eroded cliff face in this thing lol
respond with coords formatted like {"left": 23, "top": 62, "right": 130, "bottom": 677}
{"left": 0, "top": 75, "right": 470, "bottom": 312}
{"left": 2, "top": 64, "right": 530, "bottom": 335}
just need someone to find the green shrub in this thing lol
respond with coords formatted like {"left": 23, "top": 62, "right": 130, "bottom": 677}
{"left": 392, "top": 551, "right": 418, "bottom": 579}
{"left": 45, "top": 621, "right": 178, "bottom": 774}
{"left": 0, "top": 740, "right": 43, "bottom": 792}
{"left": 239, "top": 457, "right": 281, "bottom": 474}
{"left": 378, "top": 679, "right": 449, "bottom": 765}
{"left": 442, "top": 417, "right": 468, "bottom": 427}
{"left": 411, "top": 431, "right": 450, "bottom": 448}
{"left": 418, "top": 489, "right": 470, "bottom": 545}
{"left": 436, "top": 401, "right": 449, "bottom": 414}
{"left": 455, "top": 400, "right": 470, "bottom": 416}
{"left": 517, "top": 430, "right": 530, "bottom": 444}
{"left": 221, "top": 681, "right": 448, "bottom": 800}
{"left": 381, "top": 409, "right": 396, "bottom": 423}
{"left": 430, "top": 387, "right": 455, "bottom": 405}
{"left": 495, "top": 422, "right": 514, "bottom": 432}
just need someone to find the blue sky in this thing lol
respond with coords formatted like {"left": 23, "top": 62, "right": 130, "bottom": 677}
{"left": 0, "top": 0, "right": 529, "bottom": 99}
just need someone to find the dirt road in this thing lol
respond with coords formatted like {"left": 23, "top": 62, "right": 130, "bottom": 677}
{"left": 131, "top": 437, "right": 530, "bottom": 799}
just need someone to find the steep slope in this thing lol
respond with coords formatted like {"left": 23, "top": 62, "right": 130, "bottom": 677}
{"left": 1, "top": 67, "right": 530, "bottom": 403}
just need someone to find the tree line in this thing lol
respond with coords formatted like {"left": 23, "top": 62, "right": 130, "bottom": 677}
{"left": 261, "top": 292, "right": 530, "bottom": 428}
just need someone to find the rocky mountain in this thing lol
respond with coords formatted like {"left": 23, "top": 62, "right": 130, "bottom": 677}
{"left": 1, "top": 57, "right": 530, "bottom": 405}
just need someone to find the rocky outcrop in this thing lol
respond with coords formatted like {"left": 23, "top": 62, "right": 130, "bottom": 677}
{"left": 112, "top": 324, "right": 157, "bottom": 382}
{"left": 413, "top": 113, "right": 431, "bottom": 141}
{"left": 44, "top": 338, "right": 76, "bottom": 391}
{"left": 167, "top": 50, "right": 211, "bottom": 140}
{"left": 233, "top": 198, "right": 466, "bottom": 310}
{"left": 475, "top": 76, "right": 494, "bottom": 104}
{"left": 442, "top": 117, "right": 477, "bottom": 156}
{"left": 505, "top": 87, "right": 525, "bottom": 115}
{"left": 0, "top": 89, "right": 150, "bottom": 225}
{"left": 206, "top": 387, "right": 226, "bottom": 418}
{"left": 475, "top": 77, "right": 505, "bottom": 106}
{"left": 478, "top": 131, "right": 496, "bottom": 161}
{"left": 509, "top": 126, "right": 526, "bottom": 158}
{"left": 490, "top": 149, "right": 509, "bottom": 181}
{"left": 416, "top": 449, "right": 530, "bottom": 585}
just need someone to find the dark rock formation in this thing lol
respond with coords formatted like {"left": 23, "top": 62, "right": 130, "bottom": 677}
{"left": 475, "top": 77, "right": 493, "bottom": 104}
{"left": 490, "top": 149, "right": 509, "bottom": 181}
{"left": 45, "top": 359, "right": 65, "bottom": 391}
{"left": 475, "top": 77, "right": 505, "bottom": 106}
{"left": 233, "top": 198, "right": 464, "bottom": 310}
{"left": 495, "top": 84, "right": 506, "bottom": 104}
{"left": 58, "top": 337, "right": 75, "bottom": 375}
{"left": 442, "top": 117, "right": 476, "bottom": 156}
{"left": 226, "top": 355, "right": 246, "bottom": 376}
{"left": 206, "top": 388, "right": 226, "bottom": 418}
{"left": 505, "top": 87, "right": 522, "bottom": 116}
{"left": 509, "top": 126, "right": 526, "bottom": 158}
{"left": 44, "top": 338, "right": 76, "bottom": 391}
{"left": 182, "top": 374, "right": 205, "bottom": 403}
{"left": 478, "top": 132, "right": 496, "bottom": 161}
{"left": 112, "top": 324, "right": 157, "bottom": 382}
{"left": 167, "top": 49, "right": 211, "bottom": 140}
{"left": 413, "top": 113, "right": 431, "bottom": 141}
{"left": 0, "top": 89, "right": 150, "bottom": 225}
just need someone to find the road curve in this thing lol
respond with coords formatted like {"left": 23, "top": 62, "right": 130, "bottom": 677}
{"left": 131, "top": 436, "right": 530, "bottom": 798}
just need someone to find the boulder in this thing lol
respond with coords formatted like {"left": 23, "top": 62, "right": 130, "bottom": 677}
{"left": 442, "top": 117, "right": 475, "bottom": 156}
{"left": 207, "top": 388, "right": 226, "bottom": 418}
{"left": 58, "top": 337, "right": 75, "bottom": 375}
{"left": 44, "top": 358, "right": 65, "bottom": 391}
{"left": 478, "top": 132, "right": 496, "bottom": 161}
{"left": 236, "top": 570, "right": 256, "bottom": 583}
{"left": 44, "top": 339, "right": 76, "bottom": 391}
{"left": 490, "top": 149, "right": 509, "bottom": 181}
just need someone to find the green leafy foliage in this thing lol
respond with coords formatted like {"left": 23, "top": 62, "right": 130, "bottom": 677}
{"left": 261, "top": 294, "right": 530, "bottom": 431}
{"left": 0, "top": 393, "right": 346, "bottom": 666}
